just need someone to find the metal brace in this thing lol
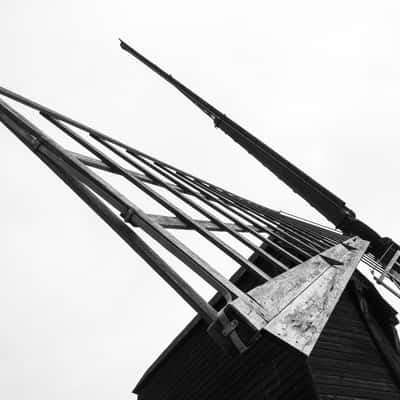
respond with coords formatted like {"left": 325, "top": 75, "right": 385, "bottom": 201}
{"left": 221, "top": 318, "right": 239, "bottom": 337}
{"left": 207, "top": 309, "right": 251, "bottom": 355}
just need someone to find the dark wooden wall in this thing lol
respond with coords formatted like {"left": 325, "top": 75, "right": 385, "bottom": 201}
{"left": 136, "top": 326, "right": 318, "bottom": 400}
{"left": 310, "top": 286, "right": 400, "bottom": 400}
{"left": 135, "top": 246, "right": 400, "bottom": 399}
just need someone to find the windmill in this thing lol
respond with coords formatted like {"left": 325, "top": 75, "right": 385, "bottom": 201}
{"left": 1, "top": 39, "right": 400, "bottom": 399}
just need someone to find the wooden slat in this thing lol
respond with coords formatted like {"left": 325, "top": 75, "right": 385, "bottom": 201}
{"left": 69, "top": 151, "right": 191, "bottom": 194}
{"left": 129, "top": 214, "right": 262, "bottom": 232}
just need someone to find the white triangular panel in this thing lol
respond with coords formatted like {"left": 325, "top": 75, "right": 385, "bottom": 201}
{"left": 231, "top": 237, "right": 369, "bottom": 355}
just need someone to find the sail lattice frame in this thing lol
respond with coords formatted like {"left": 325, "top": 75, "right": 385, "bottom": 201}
{"left": 0, "top": 86, "right": 397, "bottom": 351}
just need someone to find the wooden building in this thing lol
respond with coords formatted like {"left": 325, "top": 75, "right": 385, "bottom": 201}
{"left": 134, "top": 251, "right": 400, "bottom": 400}
{"left": 2, "top": 40, "right": 400, "bottom": 400}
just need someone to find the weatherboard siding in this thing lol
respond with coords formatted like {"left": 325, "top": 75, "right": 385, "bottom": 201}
{"left": 135, "top": 245, "right": 400, "bottom": 399}
{"left": 137, "top": 326, "right": 318, "bottom": 400}
{"left": 309, "top": 288, "right": 400, "bottom": 399}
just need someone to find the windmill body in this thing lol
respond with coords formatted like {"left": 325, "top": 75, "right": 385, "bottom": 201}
{"left": 1, "top": 42, "right": 400, "bottom": 399}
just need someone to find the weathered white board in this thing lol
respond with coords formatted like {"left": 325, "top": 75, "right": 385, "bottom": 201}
{"left": 231, "top": 236, "right": 369, "bottom": 355}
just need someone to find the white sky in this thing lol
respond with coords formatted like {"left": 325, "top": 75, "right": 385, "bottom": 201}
{"left": 2, "top": 1, "right": 400, "bottom": 399}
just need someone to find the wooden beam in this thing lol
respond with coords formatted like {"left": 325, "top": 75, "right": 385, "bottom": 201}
{"left": 69, "top": 151, "right": 191, "bottom": 194}
{"left": 129, "top": 214, "right": 262, "bottom": 232}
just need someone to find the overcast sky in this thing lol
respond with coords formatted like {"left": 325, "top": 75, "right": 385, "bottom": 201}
{"left": 2, "top": 1, "right": 400, "bottom": 399}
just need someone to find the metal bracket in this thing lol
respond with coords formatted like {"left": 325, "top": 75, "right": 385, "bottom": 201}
{"left": 207, "top": 309, "right": 256, "bottom": 355}
{"left": 221, "top": 318, "right": 239, "bottom": 337}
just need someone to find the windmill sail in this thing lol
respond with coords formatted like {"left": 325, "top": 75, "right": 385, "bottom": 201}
{"left": 2, "top": 40, "right": 400, "bottom": 399}
{"left": 119, "top": 39, "right": 397, "bottom": 262}
{"left": 0, "top": 85, "right": 374, "bottom": 353}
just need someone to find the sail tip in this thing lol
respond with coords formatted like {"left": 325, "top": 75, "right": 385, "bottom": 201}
{"left": 119, "top": 38, "right": 128, "bottom": 49}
